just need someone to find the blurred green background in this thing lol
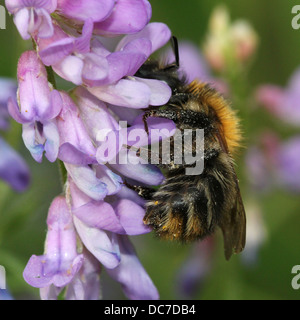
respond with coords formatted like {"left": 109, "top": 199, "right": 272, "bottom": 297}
{"left": 0, "top": 0, "right": 300, "bottom": 300}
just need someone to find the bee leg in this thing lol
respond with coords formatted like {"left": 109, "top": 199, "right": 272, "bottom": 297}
{"left": 123, "top": 180, "right": 155, "bottom": 200}
{"left": 142, "top": 108, "right": 179, "bottom": 135}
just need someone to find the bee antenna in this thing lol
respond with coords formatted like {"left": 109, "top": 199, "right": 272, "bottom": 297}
{"left": 171, "top": 36, "right": 180, "bottom": 68}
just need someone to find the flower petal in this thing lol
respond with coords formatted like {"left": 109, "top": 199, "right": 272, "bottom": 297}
{"left": 95, "top": 165, "right": 123, "bottom": 195}
{"left": 116, "top": 22, "right": 171, "bottom": 54}
{"left": 65, "top": 250, "right": 101, "bottom": 300}
{"left": 56, "top": 92, "right": 97, "bottom": 163}
{"left": 36, "top": 8, "right": 54, "bottom": 39}
{"left": 40, "top": 285, "right": 62, "bottom": 300}
{"left": 106, "top": 235, "right": 159, "bottom": 300}
{"left": 64, "top": 163, "right": 107, "bottom": 201}
{"left": 89, "top": 38, "right": 151, "bottom": 87}
{"left": 58, "top": 143, "right": 97, "bottom": 165}
{"left": 13, "top": 8, "right": 30, "bottom": 40}
{"left": 23, "top": 255, "right": 54, "bottom": 288}
{"left": 87, "top": 78, "right": 151, "bottom": 109}
{"left": 51, "top": 255, "right": 84, "bottom": 288}
{"left": 43, "top": 120, "right": 59, "bottom": 162}
{"left": 23, "top": 254, "right": 84, "bottom": 289}
{"left": 73, "top": 200, "right": 125, "bottom": 234}
{"left": 17, "top": 51, "right": 53, "bottom": 121}
{"left": 22, "top": 122, "right": 44, "bottom": 163}
{"left": 57, "top": 0, "right": 115, "bottom": 22}
{"left": 126, "top": 113, "right": 176, "bottom": 148}
{"left": 114, "top": 185, "right": 146, "bottom": 207}
{"left": 94, "top": 0, "right": 151, "bottom": 35}
{"left": 74, "top": 18, "right": 93, "bottom": 53}
{"left": 39, "top": 90, "right": 63, "bottom": 121}
{"left": 39, "top": 37, "right": 75, "bottom": 66}
{"left": 73, "top": 86, "right": 118, "bottom": 141}
{"left": 53, "top": 56, "right": 84, "bottom": 85}
{"left": 134, "top": 77, "right": 172, "bottom": 106}
{"left": 7, "top": 97, "right": 29, "bottom": 124}
{"left": 112, "top": 199, "right": 150, "bottom": 235}
{"left": 110, "top": 150, "right": 164, "bottom": 185}
{"left": 109, "top": 105, "right": 142, "bottom": 126}
{"left": 96, "top": 128, "right": 124, "bottom": 164}
{"left": 73, "top": 216, "right": 121, "bottom": 269}
{"left": 82, "top": 53, "right": 109, "bottom": 86}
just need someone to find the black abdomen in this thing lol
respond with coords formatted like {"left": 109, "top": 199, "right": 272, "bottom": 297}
{"left": 143, "top": 153, "right": 233, "bottom": 242}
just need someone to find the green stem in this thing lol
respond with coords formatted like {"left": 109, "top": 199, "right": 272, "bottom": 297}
{"left": 46, "top": 66, "right": 57, "bottom": 90}
{"left": 58, "top": 160, "right": 68, "bottom": 190}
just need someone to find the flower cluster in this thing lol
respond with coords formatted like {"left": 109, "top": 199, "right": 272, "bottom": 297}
{"left": 6, "top": 0, "right": 174, "bottom": 300}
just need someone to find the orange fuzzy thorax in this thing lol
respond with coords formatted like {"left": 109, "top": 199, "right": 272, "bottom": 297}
{"left": 186, "top": 80, "right": 242, "bottom": 154}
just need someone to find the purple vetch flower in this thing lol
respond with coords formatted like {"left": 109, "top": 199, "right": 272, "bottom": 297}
{"left": 68, "top": 86, "right": 168, "bottom": 187}
{"left": 23, "top": 174, "right": 159, "bottom": 299}
{"left": 8, "top": 0, "right": 181, "bottom": 300}
{"left": 50, "top": 87, "right": 167, "bottom": 204}
{"left": 256, "top": 67, "right": 300, "bottom": 126}
{"left": 69, "top": 178, "right": 159, "bottom": 300}
{"left": 5, "top": 0, "right": 57, "bottom": 40}
{"left": 38, "top": 20, "right": 96, "bottom": 86}
{"left": 38, "top": 20, "right": 172, "bottom": 106}
{"left": 23, "top": 196, "right": 84, "bottom": 296}
{"left": 0, "top": 78, "right": 17, "bottom": 130}
{"left": 56, "top": 91, "right": 97, "bottom": 165}
{"left": 0, "top": 136, "right": 30, "bottom": 192}
{"left": 8, "top": 50, "right": 62, "bottom": 162}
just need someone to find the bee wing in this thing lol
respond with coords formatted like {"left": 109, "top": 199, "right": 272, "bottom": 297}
{"left": 215, "top": 130, "right": 246, "bottom": 260}
{"left": 220, "top": 184, "right": 246, "bottom": 260}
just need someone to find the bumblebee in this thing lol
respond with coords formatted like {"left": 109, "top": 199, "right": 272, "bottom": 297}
{"left": 130, "top": 37, "right": 246, "bottom": 260}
